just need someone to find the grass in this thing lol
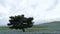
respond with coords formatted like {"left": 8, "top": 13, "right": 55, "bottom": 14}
{"left": 32, "top": 25, "right": 48, "bottom": 28}
{"left": 0, "top": 25, "right": 49, "bottom": 32}
{"left": 0, "top": 25, "right": 48, "bottom": 30}
{"left": 0, "top": 26, "right": 10, "bottom": 30}
{"left": 25, "top": 29, "right": 44, "bottom": 32}
{"left": 0, "top": 26, "right": 58, "bottom": 32}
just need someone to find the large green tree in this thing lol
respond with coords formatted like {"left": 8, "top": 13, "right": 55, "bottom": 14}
{"left": 7, "top": 15, "right": 34, "bottom": 32}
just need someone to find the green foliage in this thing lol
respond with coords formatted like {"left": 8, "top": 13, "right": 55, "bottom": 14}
{"left": 7, "top": 15, "right": 34, "bottom": 32}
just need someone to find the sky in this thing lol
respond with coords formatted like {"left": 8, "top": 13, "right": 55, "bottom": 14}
{"left": 0, "top": 0, "right": 60, "bottom": 26}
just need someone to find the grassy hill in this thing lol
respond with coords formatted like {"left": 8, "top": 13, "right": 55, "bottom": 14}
{"left": 36, "top": 21, "right": 60, "bottom": 32}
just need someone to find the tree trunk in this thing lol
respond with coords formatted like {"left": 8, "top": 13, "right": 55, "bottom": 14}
{"left": 22, "top": 28, "right": 25, "bottom": 32}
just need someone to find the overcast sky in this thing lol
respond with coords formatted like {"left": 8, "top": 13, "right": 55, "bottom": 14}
{"left": 0, "top": 0, "right": 60, "bottom": 26}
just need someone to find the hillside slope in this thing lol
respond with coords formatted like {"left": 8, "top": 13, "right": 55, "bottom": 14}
{"left": 36, "top": 21, "right": 60, "bottom": 32}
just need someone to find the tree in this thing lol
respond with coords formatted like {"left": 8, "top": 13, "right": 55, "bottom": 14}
{"left": 7, "top": 15, "right": 34, "bottom": 32}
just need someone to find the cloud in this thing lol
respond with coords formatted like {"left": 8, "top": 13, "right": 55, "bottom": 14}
{"left": 0, "top": 0, "right": 60, "bottom": 25}
{"left": 47, "top": 0, "right": 59, "bottom": 11}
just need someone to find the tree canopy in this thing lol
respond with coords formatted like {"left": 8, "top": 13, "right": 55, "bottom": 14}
{"left": 7, "top": 15, "right": 34, "bottom": 32}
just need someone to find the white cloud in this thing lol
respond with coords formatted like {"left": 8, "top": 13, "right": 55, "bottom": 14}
{"left": 0, "top": 0, "right": 60, "bottom": 25}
